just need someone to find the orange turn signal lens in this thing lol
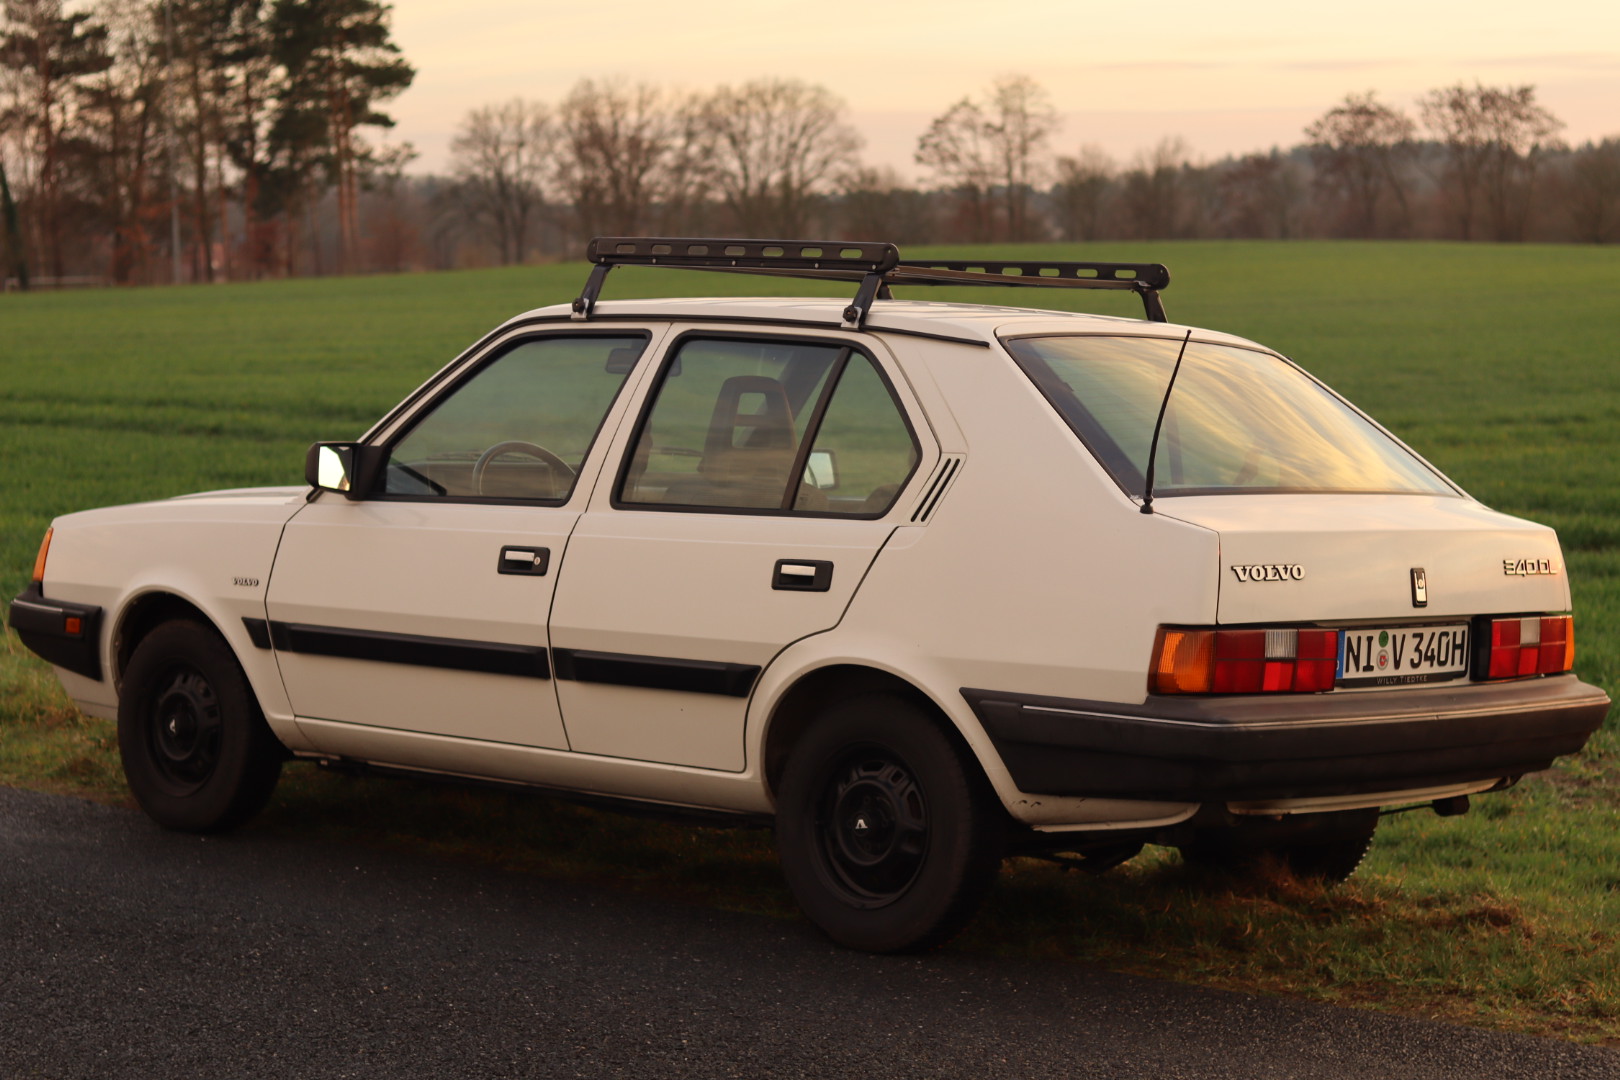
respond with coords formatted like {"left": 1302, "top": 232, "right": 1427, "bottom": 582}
{"left": 1154, "top": 626, "right": 1340, "bottom": 694}
{"left": 1153, "top": 628, "right": 1215, "bottom": 693}
{"left": 31, "top": 528, "right": 53, "bottom": 583}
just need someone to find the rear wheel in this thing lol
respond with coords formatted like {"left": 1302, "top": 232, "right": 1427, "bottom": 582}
{"left": 775, "top": 695, "right": 1003, "bottom": 953}
{"left": 1178, "top": 808, "right": 1378, "bottom": 883}
{"left": 118, "top": 620, "right": 283, "bottom": 832}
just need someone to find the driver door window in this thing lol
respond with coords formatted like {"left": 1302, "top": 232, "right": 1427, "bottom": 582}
{"left": 384, "top": 334, "right": 646, "bottom": 501}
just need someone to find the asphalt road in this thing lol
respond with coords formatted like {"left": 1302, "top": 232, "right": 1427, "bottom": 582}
{"left": 1, "top": 786, "right": 1615, "bottom": 1080}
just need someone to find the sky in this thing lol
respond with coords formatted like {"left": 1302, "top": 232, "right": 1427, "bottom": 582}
{"left": 384, "top": 0, "right": 1620, "bottom": 179}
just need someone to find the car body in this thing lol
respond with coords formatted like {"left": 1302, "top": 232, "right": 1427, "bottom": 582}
{"left": 11, "top": 238, "right": 1610, "bottom": 952}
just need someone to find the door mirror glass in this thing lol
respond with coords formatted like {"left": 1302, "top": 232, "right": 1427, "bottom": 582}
{"left": 803, "top": 449, "right": 839, "bottom": 490}
{"left": 603, "top": 346, "right": 641, "bottom": 375}
{"left": 307, "top": 442, "right": 355, "bottom": 492}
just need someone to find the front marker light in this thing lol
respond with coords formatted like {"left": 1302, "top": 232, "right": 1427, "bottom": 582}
{"left": 1154, "top": 627, "right": 1339, "bottom": 694}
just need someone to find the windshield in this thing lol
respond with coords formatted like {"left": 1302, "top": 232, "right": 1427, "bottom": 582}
{"left": 1004, "top": 335, "right": 1457, "bottom": 498}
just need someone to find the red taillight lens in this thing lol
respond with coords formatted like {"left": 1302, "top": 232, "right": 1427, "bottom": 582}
{"left": 1154, "top": 627, "right": 1339, "bottom": 694}
{"left": 1487, "top": 615, "right": 1574, "bottom": 679}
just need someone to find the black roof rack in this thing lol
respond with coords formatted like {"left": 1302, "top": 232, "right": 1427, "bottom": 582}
{"left": 573, "top": 237, "right": 1170, "bottom": 327}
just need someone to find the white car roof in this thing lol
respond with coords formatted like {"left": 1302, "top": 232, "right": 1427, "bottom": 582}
{"left": 504, "top": 297, "right": 1270, "bottom": 353}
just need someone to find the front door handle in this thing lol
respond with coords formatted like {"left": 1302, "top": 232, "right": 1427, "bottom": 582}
{"left": 498, "top": 546, "right": 550, "bottom": 576}
{"left": 773, "top": 559, "right": 832, "bottom": 592}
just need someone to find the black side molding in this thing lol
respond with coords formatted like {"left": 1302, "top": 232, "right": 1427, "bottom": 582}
{"left": 8, "top": 582, "right": 103, "bottom": 681}
{"left": 243, "top": 617, "right": 761, "bottom": 696}
{"left": 553, "top": 647, "right": 759, "bottom": 697}
{"left": 247, "top": 618, "right": 550, "bottom": 679}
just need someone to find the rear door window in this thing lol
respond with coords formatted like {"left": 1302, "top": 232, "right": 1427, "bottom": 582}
{"left": 618, "top": 337, "right": 919, "bottom": 515}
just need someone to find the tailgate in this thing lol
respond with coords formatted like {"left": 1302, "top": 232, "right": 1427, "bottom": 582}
{"left": 1157, "top": 494, "right": 1571, "bottom": 624}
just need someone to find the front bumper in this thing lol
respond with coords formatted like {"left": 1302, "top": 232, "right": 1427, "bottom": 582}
{"left": 963, "top": 675, "right": 1611, "bottom": 802}
{"left": 8, "top": 582, "right": 104, "bottom": 681}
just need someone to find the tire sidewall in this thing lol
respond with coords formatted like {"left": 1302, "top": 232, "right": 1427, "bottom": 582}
{"left": 118, "top": 620, "right": 281, "bottom": 832}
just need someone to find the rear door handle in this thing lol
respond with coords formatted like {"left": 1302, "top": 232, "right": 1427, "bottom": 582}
{"left": 498, "top": 546, "right": 550, "bottom": 576}
{"left": 773, "top": 559, "right": 832, "bottom": 592}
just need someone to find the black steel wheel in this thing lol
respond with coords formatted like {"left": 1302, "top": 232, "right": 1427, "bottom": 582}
{"left": 776, "top": 695, "right": 1003, "bottom": 953}
{"left": 118, "top": 620, "right": 283, "bottom": 832}
{"left": 1178, "top": 808, "right": 1379, "bottom": 884}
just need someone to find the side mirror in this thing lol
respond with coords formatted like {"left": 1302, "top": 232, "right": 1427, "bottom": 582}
{"left": 803, "top": 449, "right": 839, "bottom": 490}
{"left": 603, "top": 346, "right": 641, "bottom": 375}
{"left": 305, "top": 442, "right": 384, "bottom": 500}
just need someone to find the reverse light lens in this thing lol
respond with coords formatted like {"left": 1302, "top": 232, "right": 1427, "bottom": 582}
{"left": 1154, "top": 627, "right": 1339, "bottom": 694}
{"left": 1487, "top": 615, "right": 1574, "bottom": 679}
{"left": 31, "top": 528, "right": 52, "bottom": 583}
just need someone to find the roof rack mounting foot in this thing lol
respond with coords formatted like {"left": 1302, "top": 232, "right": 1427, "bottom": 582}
{"left": 842, "top": 272, "right": 884, "bottom": 329}
{"left": 1138, "top": 283, "right": 1168, "bottom": 323}
{"left": 572, "top": 263, "right": 612, "bottom": 320}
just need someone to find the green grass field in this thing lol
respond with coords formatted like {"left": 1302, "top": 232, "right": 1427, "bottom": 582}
{"left": 3, "top": 241, "right": 1618, "bottom": 1042}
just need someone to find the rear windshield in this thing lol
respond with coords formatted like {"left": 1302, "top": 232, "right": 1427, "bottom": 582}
{"left": 1004, "top": 335, "right": 1457, "bottom": 498}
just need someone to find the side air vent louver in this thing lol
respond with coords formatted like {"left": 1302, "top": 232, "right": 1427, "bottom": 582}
{"left": 911, "top": 455, "right": 965, "bottom": 523}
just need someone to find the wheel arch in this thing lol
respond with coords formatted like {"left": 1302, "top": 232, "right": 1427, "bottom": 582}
{"left": 761, "top": 663, "right": 982, "bottom": 799}
{"left": 113, "top": 591, "right": 216, "bottom": 692}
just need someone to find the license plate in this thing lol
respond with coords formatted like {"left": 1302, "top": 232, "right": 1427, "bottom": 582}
{"left": 1337, "top": 625, "right": 1470, "bottom": 688}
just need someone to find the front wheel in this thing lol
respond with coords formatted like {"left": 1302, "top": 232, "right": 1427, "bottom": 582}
{"left": 118, "top": 620, "right": 283, "bottom": 832}
{"left": 775, "top": 695, "right": 1003, "bottom": 953}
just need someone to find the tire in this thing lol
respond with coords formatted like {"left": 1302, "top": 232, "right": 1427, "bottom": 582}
{"left": 775, "top": 695, "right": 1003, "bottom": 953}
{"left": 1178, "top": 808, "right": 1378, "bottom": 884}
{"left": 117, "top": 620, "right": 283, "bottom": 833}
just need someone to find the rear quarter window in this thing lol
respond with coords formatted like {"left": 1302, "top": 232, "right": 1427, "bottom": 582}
{"left": 1004, "top": 334, "right": 1457, "bottom": 498}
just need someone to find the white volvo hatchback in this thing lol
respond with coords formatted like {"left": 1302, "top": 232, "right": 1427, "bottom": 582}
{"left": 11, "top": 238, "right": 1610, "bottom": 952}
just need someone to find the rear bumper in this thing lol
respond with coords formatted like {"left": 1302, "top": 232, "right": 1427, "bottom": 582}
{"left": 963, "top": 675, "right": 1611, "bottom": 802}
{"left": 8, "top": 582, "right": 104, "bottom": 681}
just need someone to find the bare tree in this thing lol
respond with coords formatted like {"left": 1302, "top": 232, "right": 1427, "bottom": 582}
{"left": 1304, "top": 91, "right": 1414, "bottom": 238}
{"left": 1419, "top": 84, "right": 1488, "bottom": 239}
{"left": 916, "top": 97, "right": 995, "bottom": 241}
{"left": 700, "top": 77, "right": 860, "bottom": 237}
{"left": 1422, "top": 83, "right": 1561, "bottom": 242}
{"left": 918, "top": 75, "right": 1058, "bottom": 242}
{"left": 552, "top": 78, "right": 701, "bottom": 240}
{"left": 984, "top": 75, "right": 1057, "bottom": 239}
{"left": 1051, "top": 144, "right": 1114, "bottom": 241}
{"left": 448, "top": 97, "right": 549, "bottom": 264}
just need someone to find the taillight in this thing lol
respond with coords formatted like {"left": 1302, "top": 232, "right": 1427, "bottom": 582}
{"left": 1485, "top": 615, "right": 1574, "bottom": 679}
{"left": 1154, "top": 627, "right": 1339, "bottom": 694}
{"left": 31, "top": 527, "right": 53, "bottom": 583}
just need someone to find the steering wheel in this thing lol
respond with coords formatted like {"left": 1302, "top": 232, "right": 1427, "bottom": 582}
{"left": 472, "top": 441, "right": 576, "bottom": 496}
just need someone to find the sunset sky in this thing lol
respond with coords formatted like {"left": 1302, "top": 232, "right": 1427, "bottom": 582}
{"left": 385, "top": 0, "right": 1620, "bottom": 177}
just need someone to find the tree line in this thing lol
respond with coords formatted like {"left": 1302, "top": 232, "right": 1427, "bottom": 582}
{"left": 1, "top": 0, "right": 411, "bottom": 288}
{"left": 437, "top": 76, "right": 1616, "bottom": 264}
{"left": 3, "top": 3, "right": 1618, "bottom": 290}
